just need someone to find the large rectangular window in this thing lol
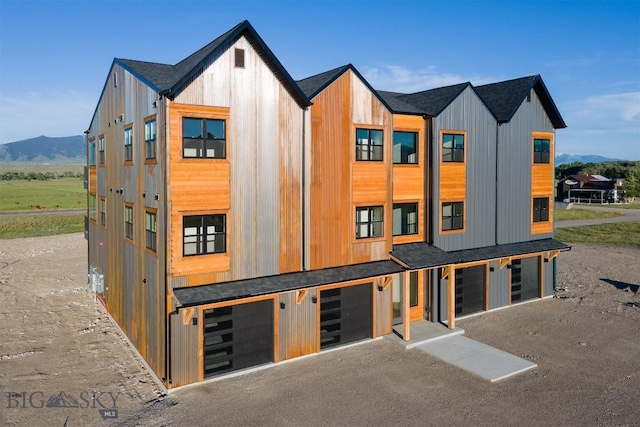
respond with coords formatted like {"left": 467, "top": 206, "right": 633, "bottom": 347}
{"left": 124, "top": 205, "right": 133, "bottom": 240}
{"left": 145, "top": 211, "right": 157, "bottom": 252}
{"left": 442, "top": 133, "right": 464, "bottom": 162}
{"left": 99, "top": 197, "right": 106, "bottom": 226}
{"left": 98, "top": 136, "right": 105, "bottom": 165}
{"left": 356, "top": 206, "right": 384, "bottom": 239}
{"left": 145, "top": 119, "right": 156, "bottom": 159}
{"left": 124, "top": 127, "right": 133, "bottom": 162}
{"left": 183, "top": 215, "right": 226, "bottom": 256}
{"left": 89, "top": 140, "right": 96, "bottom": 166}
{"left": 533, "top": 197, "right": 550, "bottom": 222}
{"left": 356, "top": 128, "right": 383, "bottom": 161}
{"left": 88, "top": 194, "right": 96, "bottom": 221}
{"left": 393, "top": 131, "right": 418, "bottom": 164}
{"left": 442, "top": 201, "right": 464, "bottom": 231}
{"left": 533, "top": 138, "right": 550, "bottom": 163}
{"left": 393, "top": 203, "right": 418, "bottom": 236}
{"left": 183, "top": 118, "right": 226, "bottom": 158}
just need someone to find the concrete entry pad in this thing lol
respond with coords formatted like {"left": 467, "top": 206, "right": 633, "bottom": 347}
{"left": 415, "top": 335, "right": 537, "bottom": 382}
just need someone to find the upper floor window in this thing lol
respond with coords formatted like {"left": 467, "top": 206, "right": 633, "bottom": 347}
{"left": 393, "top": 131, "right": 418, "bottom": 164}
{"left": 99, "top": 197, "right": 106, "bottom": 226}
{"left": 183, "top": 214, "right": 226, "bottom": 256}
{"left": 124, "top": 205, "right": 133, "bottom": 240}
{"left": 442, "top": 201, "right": 464, "bottom": 231}
{"left": 534, "top": 138, "right": 550, "bottom": 163}
{"left": 145, "top": 211, "right": 157, "bottom": 252}
{"left": 356, "top": 128, "right": 383, "bottom": 161}
{"left": 124, "top": 127, "right": 133, "bottom": 162}
{"left": 356, "top": 206, "right": 383, "bottom": 239}
{"left": 98, "top": 136, "right": 105, "bottom": 165}
{"left": 145, "top": 119, "right": 156, "bottom": 159}
{"left": 88, "top": 140, "right": 96, "bottom": 166}
{"left": 183, "top": 118, "right": 226, "bottom": 159}
{"left": 442, "top": 133, "right": 464, "bottom": 162}
{"left": 393, "top": 203, "right": 418, "bottom": 236}
{"left": 533, "top": 197, "right": 550, "bottom": 222}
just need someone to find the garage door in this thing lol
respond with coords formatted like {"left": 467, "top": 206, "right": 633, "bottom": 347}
{"left": 454, "top": 265, "right": 486, "bottom": 316}
{"left": 203, "top": 300, "right": 273, "bottom": 378}
{"left": 511, "top": 257, "right": 540, "bottom": 303}
{"left": 320, "top": 283, "right": 372, "bottom": 350}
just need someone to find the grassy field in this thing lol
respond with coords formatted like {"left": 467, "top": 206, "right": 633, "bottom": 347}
{"left": 555, "top": 209, "right": 622, "bottom": 221}
{"left": 555, "top": 222, "right": 640, "bottom": 248}
{"left": 0, "top": 214, "right": 84, "bottom": 239}
{"left": 0, "top": 163, "right": 83, "bottom": 174}
{"left": 0, "top": 178, "right": 85, "bottom": 211}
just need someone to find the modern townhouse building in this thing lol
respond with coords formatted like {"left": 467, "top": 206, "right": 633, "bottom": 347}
{"left": 86, "top": 20, "right": 569, "bottom": 388}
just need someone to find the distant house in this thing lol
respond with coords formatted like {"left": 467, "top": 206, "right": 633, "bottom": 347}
{"left": 558, "top": 174, "right": 621, "bottom": 203}
{"left": 85, "top": 20, "right": 570, "bottom": 389}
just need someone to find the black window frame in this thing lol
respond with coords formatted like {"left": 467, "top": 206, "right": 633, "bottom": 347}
{"left": 393, "top": 131, "right": 418, "bottom": 164}
{"left": 183, "top": 214, "right": 227, "bottom": 256}
{"left": 442, "top": 133, "right": 464, "bottom": 163}
{"left": 145, "top": 119, "right": 157, "bottom": 160}
{"left": 99, "top": 197, "right": 106, "bottom": 227}
{"left": 145, "top": 211, "right": 157, "bottom": 253}
{"left": 182, "top": 117, "right": 226, "bottom": 159}
{"left": 98, "top": 136, "right": 105, "bottom": 165}
{"left": 124, "top": 205, "right": 133, "bottom": 240}
{"left": 124, "top": 127, "right": 133, "bottom": 162}
{"left": 355, "top": 128, "right": 384, "bottom": 161}
{"left": 533, "top": 197, "right": 550, "bottom": 222}
{"left": 355, "top": 206, "right": 384, "bottom": 239}
{"left": 533, "top": 138, "right": 550, "bottom": 164}
{"left": 393, "top": 203, "right": 418, "bottom": 236}
{"left": 442, "top": 201, "right": 464, "bottom": 231}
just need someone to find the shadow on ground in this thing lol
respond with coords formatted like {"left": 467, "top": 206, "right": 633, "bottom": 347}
{"left": 600, "top": 278, "right": 639, "bottom": 294}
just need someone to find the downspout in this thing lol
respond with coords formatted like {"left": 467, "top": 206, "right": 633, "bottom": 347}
{"left": 495, "top": 122, "right": 500, "bottom": 245}
{"left": 163, "top": 95, "right": 172, "bottom": 386}
{"left": 301, "top": 107, "right": 307, "bottom": 270}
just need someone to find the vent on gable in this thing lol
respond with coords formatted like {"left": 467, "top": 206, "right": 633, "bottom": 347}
{"left": 235, "top": 48, "right": 245, "bottom": 68}
{"left": 527, "top": 91, "right": 531, "bottom": 102}
{"left": 114, "top": 72, "right": 118, "bottom": 88}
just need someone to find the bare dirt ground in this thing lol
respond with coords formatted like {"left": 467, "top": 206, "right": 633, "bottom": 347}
{"left": 1, "top": 233, "right": 639, "bottom": 426}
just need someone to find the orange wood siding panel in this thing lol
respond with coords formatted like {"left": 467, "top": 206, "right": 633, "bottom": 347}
{"left": 353, "top": 161, "right": 387, "bottom": 204}
{"left": 531, "top": 131, "right": 554, "bottom": 234}
{"left": 169, "top": 104, "right": 231, "bottom": 277}
{"left": 440, "top": 163, "right": 466, "bottom": 201}
{"left": 88, "top": 167, "right": 97, "bottom": 193}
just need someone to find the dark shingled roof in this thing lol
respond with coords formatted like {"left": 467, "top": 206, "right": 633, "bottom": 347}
{"left": 391, "top": 239, "right": 571, "bottom": 270}
{"left": 173, "top": 260, "right": 404, "bottom": 307}
{"left": 475, "top": 75, "right": 566, "bottom": 128}
{"left": 377, "top": 91, "right": 425, "bottom": 115}
{"left": 114, "top": 20, "right": 309, "bottom": 107}
{"left": 394, "top": 83, "right": 471, "bottom": 116}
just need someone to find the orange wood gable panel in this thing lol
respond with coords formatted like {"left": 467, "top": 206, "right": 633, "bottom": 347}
{"left": 531, "top": 131, "right": 554, "bottom": 234}
{"left": 169, "top": 104, "right": 231, "bottom": 277}
{"left": 393, "top": 114, "right": 425, "bottom": 244}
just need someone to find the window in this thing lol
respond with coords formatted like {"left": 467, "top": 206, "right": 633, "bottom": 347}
{"left": 409, "top": 271, "right": 418, "bottom": 307}
{"left": 356, "top": 128, "right": 383, "bottom": 161}
{"left": 534, "top": 138, "right": 550, "bottom": 163}
{"left": 393, "top": 131, "right": 418, "bottom": 164}
{"left": 145, "top": 211, "right": 157, "bottom": 252}
{"left": 89, "top": 140, "right": 96, "bottom": 166}
{"left": 99, "top": 197, "right": 106, "bottom": 226}
{"left": 98, "top": 136, "right": 105, "bottom": 165}
{"left": 356, "top": 206, "right": 383, "bottom": 239}
{"left": 235, "top": 48, "right": 245, "bottom": 68}
{"left": 124, "top": 127, "right": 133, "bottom": 162}
{"left": 442, "top": 133, "right": 464, "bottom": 162}
{"left": 145, "top": 119, "right": 156, "bottom": 159}
{"left": 183, "top": 118, "right": 226, "bottom": 158}
{"left": 125, "top": 205, "right": 133, "bottom": 240}
{"left": 183, "top": 215, "right": 226, "bottom": 256}
{"left": 533, "top": 197, "right": 550, "bottom": 222}
{"left": 88, "top": 194, "right": 96, "bottom": 221}
{"left": 442, "top": 201, "right": 464, "bottom": 231}
{"left": 393, "top": 203, "right": 418, "bottom": 236}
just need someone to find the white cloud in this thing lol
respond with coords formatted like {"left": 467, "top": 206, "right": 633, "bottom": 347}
{"left": 0, "top": 91, "right": 95, "bottom": 143}
{"left": 361, "top": 65, "right": 496, "bottom": 93}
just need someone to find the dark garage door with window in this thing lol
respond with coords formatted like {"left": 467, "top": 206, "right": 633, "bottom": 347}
{"left": 320, "top": 283, "right": 372, "bottom": 350}
{"left": 511, "top": 257, "right": 540, "bottom": 303}
{"left": 203, "top": 300, "right": 274, "bottom": 378}
{"left": 455, "top": 265, "right": 486, "bottom": 316}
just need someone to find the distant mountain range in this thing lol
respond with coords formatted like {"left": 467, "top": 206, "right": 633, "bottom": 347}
{"left": 0, "top": 135, "right": 85, "bottom": 163}
{"left": 555, "top": 153, "right": 623, "bottom": 166}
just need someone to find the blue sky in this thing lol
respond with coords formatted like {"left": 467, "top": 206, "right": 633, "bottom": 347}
{"left": 1, "top": 0, "right": 639, "bottom": 159}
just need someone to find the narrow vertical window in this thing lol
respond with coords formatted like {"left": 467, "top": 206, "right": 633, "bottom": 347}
{"left": 88, "top": 194, "right": 97, "bottom": 221}
{"left": 235, "top": 48, "right": 245, "bottom": 68}
{"left": 88, "top": 139, "right": 96, "bottom": 166}
{"left": 145, "top": 119, "right": 156, "bottom": 160}
{"left": 124, "top": 127, "right": 133, "bottom": 162}
{"left": 99, "top": 197, "right": 106, "bottom": 226}
{"left": 98, "top": 136, "right": 105, "bottom": 165}
{"left": 125, "top": 205, "right": 133, "bottom": 240}
{"left": 146, "top": 211, "right": 157, "bottom": 252}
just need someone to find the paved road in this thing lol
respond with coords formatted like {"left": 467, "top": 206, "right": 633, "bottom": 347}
{"left": 556, "top": 204, "right": 640, "bottom": 229}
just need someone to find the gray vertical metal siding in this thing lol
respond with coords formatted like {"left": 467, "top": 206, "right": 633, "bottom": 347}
{"left": 432, "top": 87, "right": 498, "bottom": 251}
{"left": 489, "top": 260, "right": 510, "bottom": 309}
{"left": 497, "top": 90, "right": 554, "bottom": 244}
{"left": 279, "top": 290, "right": 317, "bottom": 361}
{"left": 170, "top": 312, "right": 200, "bottom": 387}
